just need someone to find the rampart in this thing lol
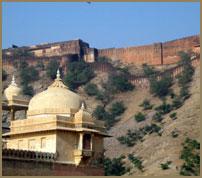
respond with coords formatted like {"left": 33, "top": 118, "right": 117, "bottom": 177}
{"left": 2, "top": 148, "right": 105, "bottom": 176}
{"left": 98, "top": 35, "right": 200, "bottom": 65}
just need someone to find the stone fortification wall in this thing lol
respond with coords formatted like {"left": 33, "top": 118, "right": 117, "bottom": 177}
{"left": 128, "top": 57, "right": 200, "bottom": 88}
{"left": 2, "top": 148, "right": 105, "bottom": 176}
{"left": 162, "top": 35, "right": 200, "bottom": 64}
{"left": 29, "top": 39, "right": 89, "bottom": 57}
{"left": 98, "top": 43, "right": 162, "bottom": 65}
{"left": 98, "top": 35, "right": 200, "bottom": 65}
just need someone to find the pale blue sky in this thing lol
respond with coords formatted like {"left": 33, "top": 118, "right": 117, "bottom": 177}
{"left": 2, "top": 2, "right": 200, "bottom": 49}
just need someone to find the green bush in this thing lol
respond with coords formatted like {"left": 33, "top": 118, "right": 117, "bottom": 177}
{"left": 37, "top": 60, "right": 45, "bottom": 70}
{"left": 142, "top": 63, "right": 159, "bottom": 76}
{"left": 118, "top": 67, "right": 130, "bottom": 75}
{"left": 108, "top": 72, "right": 134, "bottom": 93}
{"left": 22, "top": 85, "right": 33, "bottom": 96}
{"left": 84, "top": 83, "right": 98, "bottom": 96}
{"left": 104, "top": 155, "right": 130, "bottom": 176}
{"left": 117, "top": 129, "right": 143, "bottom": 147}
{"left": 179, "top": 138, "right": 200, "bottom": 176}
{"left": 169, "top": 112, "right": 176, "bottom": 119}
{"left": 64, "top": 61, "right": 94, "bottom": 90}
{"left": 171, "top": 131, "right": 179, "bottom": 138}
{"left": 109, "top": 101, "right": 126, "bottom": 117}
{"left": 11, "top": 47, "right": 33, "bottom": 57}
{"left": 139, "top": 99, "right": 153, "bottom": 110}
{"left": 160, "top": 161, "right": 172, "bottom": 170}
{"left": 155, "top": 100, "right": 172, "bottom": 115}
{"left": 149, "top": 74, "right": 173, "bottom": 98}
{"left": 128, "top": 153, "right": 144, "bottom": 172}
{"left": 2, "top": 69, "right": 7, "bottom": 81}
{"left": 143, "top": 124, "right": 161, "bottom": 134}
{"left": 95, "top": 90, "right": 113, "bottom": 107}
{"left": 117, "top": 123, "right": 162, "bottom": 147}
{"left": 92, "top": 105, "right": 117, "bottom": 129}
{"left": 12, "top": 61, "right": 19, "bottom": 69}
{"left": 20, "top": 66, "right": 39, "bottom": 85}
{"left": 135, "top": 112, "right": 146, "bottom": 122}
{"left": 19, "top": 60, "right": 28, "bottom": 70}
{"left": 177, "top": 51, "right": 195, "bottom": 86}
{"left": 179, "top": 86, "right": 190, "bottom": 101}
{"left": 46, "top": 59, "right": 60, "bottom": 80}
{"left": 152, "top": 112, "right": 163, "bottom": 123}
{"left": 172, "top": 96, "right": 183, "bottom": 109}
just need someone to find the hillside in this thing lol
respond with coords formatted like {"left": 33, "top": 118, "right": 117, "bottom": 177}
{"left": 2, "top": 60, "right": 200, "bottom": 176}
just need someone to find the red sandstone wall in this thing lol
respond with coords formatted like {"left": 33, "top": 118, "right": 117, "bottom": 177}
{"left": 53, "top": 163, "right": 105, "bottom": 176}
{"left": 162, "top": 35, "right": 200, "bottom": 65}
{"left": 98, "top": 35, "right": 200, "bottom": 66}
{"left": 98, "top": 43, "right": 162, "bottom": 65}
{"left": 128, "top": 58, "right": 200, "bottom": 88}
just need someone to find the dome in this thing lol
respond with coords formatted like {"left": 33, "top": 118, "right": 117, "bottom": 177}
{"left": 74, "top": 103, "right": 94, "bottom": 125}
{"left": 4, "top": 76, "right": 22, "bottom": 99}
{"left": 28, "top": 69, "right": 83, "bottom": 113}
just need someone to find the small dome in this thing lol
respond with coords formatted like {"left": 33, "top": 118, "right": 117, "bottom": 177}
{"left": 74, "top": 103, "right": 94, "bottom": 125}
{"left": 28, "top": 69, "right": 83, "bottom": 113}
{"left": 4, "top": 76, "right": 22, "bottom": 99}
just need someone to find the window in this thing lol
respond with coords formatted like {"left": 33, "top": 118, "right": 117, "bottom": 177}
{"left": 28, "top": 139, "right": 35, "bottom": 150}
{"left": 41, "top": 137, "right": 46, "bottom": 149}
{"left": 18, "top": 140, "right": 23, "bottom": 150}
{"left": 83, "top": 134, "right": 91, "bottom": 150}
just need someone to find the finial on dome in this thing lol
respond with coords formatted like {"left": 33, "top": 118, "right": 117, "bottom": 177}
{"left": 81, "top": 102, "right": 85, "bottom": 109}
{"left": 56, "top": 68, "right": 61, "bottom": 79}
{"left": 11, "top": 76, "right": 17, "bottom": 86}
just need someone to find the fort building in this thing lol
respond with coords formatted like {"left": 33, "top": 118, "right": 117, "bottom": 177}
{"left": 2, "top": 35, "right": 200, "bottom": 69}
{"left": 2, "top": 70, "right": 110, "bottom": 176}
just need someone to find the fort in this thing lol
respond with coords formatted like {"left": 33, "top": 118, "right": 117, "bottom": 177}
{"left": 2, "top": 35, "right": 200, "bottom": 88}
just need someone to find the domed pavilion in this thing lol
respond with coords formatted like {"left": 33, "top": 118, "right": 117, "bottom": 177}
{"left": 3, "top": 70, "right": 110, "bottom": 167}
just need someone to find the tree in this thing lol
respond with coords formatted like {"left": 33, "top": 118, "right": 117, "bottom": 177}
{"left": 20, "top": 66, "right": 39, "bottom": 85}
{"left": 108, "top": 72, "right": 134, "bottom": 93}
{"left": 104, "top": 155, "right": 130, "bottom": 176}
{"left": 149, "top": 74, "right": 173, "bottom": 98}
{"left": 22, "top": 85, "right": 33, "bottom": 96}
{"left": 46, "top": 59, "right": 60, "bottom": 80}
{"left": 135, "top": 112, "right": 146, "bottom": 122}
{"left": 92, "top": 105, "right": 118, "bottom": 129}
{"left": 142, "top": 63, "right": 159, "bottom": 76}
{"left": 84, "top": 83, "right": 98, "bottom": 96}
{"left": 63, "top": 61, "right": 94, "bottom": 90}
{"left": 109, "top": 101, "right": 126, "bottom": 117}
{"left": 2, "top": 69, "right": 7, "bottom": 81}
{"left": 37, "top": 60, "right": 45, "bottom": 70}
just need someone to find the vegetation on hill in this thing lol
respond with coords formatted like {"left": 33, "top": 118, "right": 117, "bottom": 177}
{"left": 10, "top": 47, "right": 33, "bottom": 57}
{"left": 19, "top": 60, "right": 39, "bottom": 96}
{"left": 179, "top": 138, "right": 200, "bottom": 176}
{"left": 2, "top": 70, "right": 7, "bottom": 81}
{"left": 63, "top": 60, "right": 94, "bottom": 90}
{"left": 93, "top": 101, "right": 126, "bottom": 129}
{"left": 46, "top": 59, "right": 60, "bottom": 80}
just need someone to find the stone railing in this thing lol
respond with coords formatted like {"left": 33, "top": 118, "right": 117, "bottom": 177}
{"left": 2, "top": 148, "right": 57, "bottom": 161}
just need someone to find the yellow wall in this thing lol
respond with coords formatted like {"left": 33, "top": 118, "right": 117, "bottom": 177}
{"left": 7, "top": 131, "right": 57, "bottom": 153}
{"left": 56, "top": 130, "right": 76, "bottom": 162}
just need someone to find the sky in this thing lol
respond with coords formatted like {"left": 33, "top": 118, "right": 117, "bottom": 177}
{"left": 2, "top": 2, "right": 200, "bottom": 50}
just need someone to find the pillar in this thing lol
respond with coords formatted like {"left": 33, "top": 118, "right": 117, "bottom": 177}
{"left": 10, "top": 108, "right": 15, "bottom": 121}
{"left": 79, "top": 133, "right": 83, "bottom": 150}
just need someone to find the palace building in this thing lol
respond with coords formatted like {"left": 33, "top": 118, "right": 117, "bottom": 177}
{"left": 2, "top": 70, "right": 110, "bottom": 176}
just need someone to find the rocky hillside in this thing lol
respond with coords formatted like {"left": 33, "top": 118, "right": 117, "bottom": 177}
{"left": 2, "top": 61, "right": 200, "bottom": 176}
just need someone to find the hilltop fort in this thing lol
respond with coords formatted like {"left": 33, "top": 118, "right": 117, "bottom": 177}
{"left": 3, "top": 35, "right": 200, "bottom": 70}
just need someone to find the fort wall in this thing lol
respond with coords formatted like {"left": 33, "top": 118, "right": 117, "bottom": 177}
{"left": 97, "top": 35, "right": 200, "bottom": 65}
